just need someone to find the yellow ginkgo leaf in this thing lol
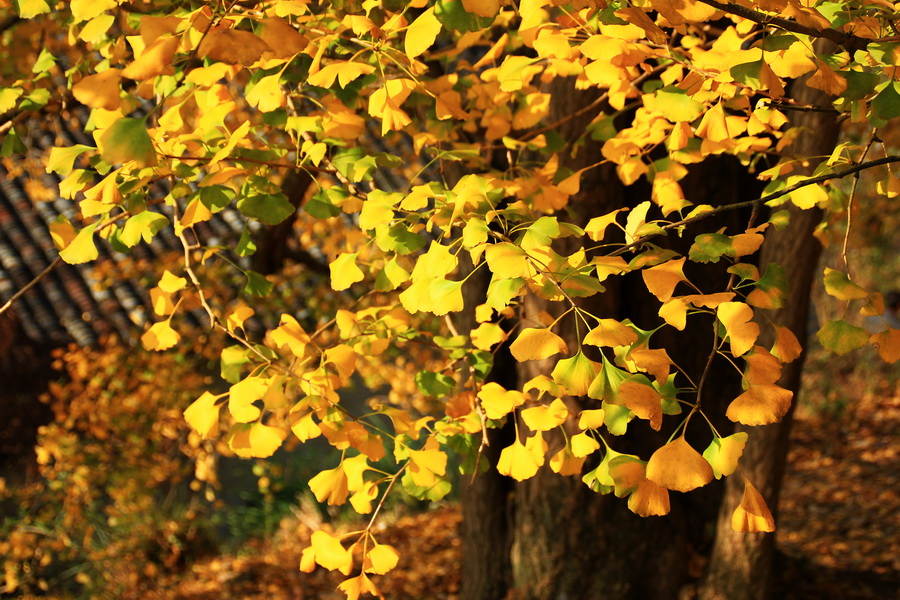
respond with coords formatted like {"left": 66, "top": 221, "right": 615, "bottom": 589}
{"left": 871, "top": 328, "right": 900, "bottom": 363}
{"left": 307, "top": 61, "right": 376, "bottom": 88}
{"left": 289, "top": 409, "right": 322, "bottom": 442}
{"left": 726, "top": 383, "right": 793, "bottom": 426}
{"left": 521, "top": 398, "right": 569, "bottom": 432}
{"left": 462, "top": 0, "right": 500, "bottom": 18}
{"left": 470, "top": 322, "right": 507, "bottom": 350}
{"left": 183, "top": 391, "right": 222, "bottom": 439}
{"left": 497, "top": 436, "right": 544, "bottom": 481}
{"left": 583, "top": 318, "right": 638, "bottom": 347}
{"left": 227, "top": 422, "right": 287, "bottom": 458}
{"left": 337, "top": 573, "right": 381, "bottom": 600}
{"left": 607, "top": 455, "right": 646, "bottom": 497}
{"left": 158, "top": 269, "right": 187, "bottom": 293}
{"left": 642, "top": 258, "right": 687, "bottom": 302}
{"left": 485, "top": 242, "right": 533, "bottom": 279}
{"left": 141, "top": 319, "right": 180, "bottom": 351}
{"left": 405, "top": 7, "right": 441, "bottom": 59}
{"left": 771, "top": 325, "right": 802, "bottom": 363}
{"left": 744, "top": 346, "right": 782, "bottom": 385}
{"left": 570, "top": 431, "right": 601, "bottom": 458}
{"left": 627, "top": 478, "right": 671, "bottom": 517}
{"left": 368, "top": 78, "right": 416, "bottom": 135}
{"left": 150, "top": 288, "right": 174, "bottom": 317}
{"left": 549, "top": 444, "right": 586, "bottom": 476}
{"left": 478, "top": 382, "right": 527, "bottom": 419}
{"left": 246, "top": 73, "right": 285, "bottom": 113}
{"left": 509, "top": 327, "right": 568, "bottom": 361}
{"left": 616, "top": 378, "right": 663, "bottom": 431}
{"left": 659, "top": 298, "right": 688, "bottom": 330}
{"left": 226, "top": 306, "right": 254, "bottom": 332}
{"left": 364, "top": 543, "right": 400, "bottom": 575}
{"left": 551, "top": 351, "right": 598, "bottom": 396}
{"left": 823, "top": 267, "right": 868, "bottom": 301}
{"left": 702, "top": 432, "right": 749, "bottom": 479}
{"left": 309, "top": 530, "right": 354, "bottom": 574}
{"left": 731, "top": 478, "right": 775, "bottom": 533}
{"left": 408, "top": 440, "right": 448, "bottom": 488}
{"left": 258, "top": 17, "right": 308, "bottom": 59}
{"left": 646, "top": 436, "right": 713, "bottom": 492}
{"left": 198, "top": 27, "right": 272, "bottom": 66}
{"left": 718, "top": 302, "right": 760, "bottom": 357}
{"left": 228, "top": 376, "right": 268, "bottom": 423}
{"left": 270, "top": 314, "right": 311, "bottom": 358}
{"left": 122, "top": 35, "right": 178, "bottom": 80}
{"left": 627, "top": 348, "right": 672, "bottom": 385}
{"left": 72, "top": 69, "right": 122, "bottom": 110}
{"left": 349, "top": 481, "right": 379, "bottom": 514}
{"left": 309, "top": 464, "right": 350, "bottom": 506}
{"left": 577, "top": 408, "right": 606, "bottom": 430}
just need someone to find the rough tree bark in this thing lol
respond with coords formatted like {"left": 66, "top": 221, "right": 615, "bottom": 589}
{"left": 698, "top": 62, "right": 841, "bottom": 600}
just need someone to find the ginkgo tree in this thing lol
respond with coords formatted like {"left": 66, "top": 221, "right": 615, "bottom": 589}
{"left": 2, "top": 0, "right": 899, "bottom": 598}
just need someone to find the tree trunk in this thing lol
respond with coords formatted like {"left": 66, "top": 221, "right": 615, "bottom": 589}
{"left": 698, "top": 59, "right": 841, "bottom": 600}
{"left": 461, "top": 78, "right": 766, "bottom": 599}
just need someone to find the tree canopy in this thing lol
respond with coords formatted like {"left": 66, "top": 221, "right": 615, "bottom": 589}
{"left": 2, "top": 0, "right": 899, "bottom": 597}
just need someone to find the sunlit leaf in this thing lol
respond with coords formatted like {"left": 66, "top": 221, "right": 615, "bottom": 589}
{"left": 510, "top": 327, "right": 568, "bottom": 361}
{"left": 497, "top": 435, "right": 544, "bottom": 481}
{"left": 702, "top": 432, "right": 749, "bottom": 479}
{"left": 59, "top": 222, "right": 100, "bottom": 264}
{"left": 309, "top": 530, "right": 354, "bottom": 574}
{"left": 726, "top": 383, "right": 793, "bottom": 426}
{"left": 718, "top": 302, "right": 760, "bottom": 357}
{"left": 364, "top": 543, "right": 400, "bottom": 575}
{"left": 522, "top": 398, "right": 569, "bottom": 432}
{"left": 478, "top": 382, "right": 527, "bottom": 419}
{"left": 330, "top": 252, "right": 365, "bottom": 291}
{"left": 731, "top": 478, "right": 775, "bottom": 533}
{"left": 646, "top": 437, "right": 713, "bottom": 492}
{"left": 406, "top": 7, "right": 441, "bottom": 59}
{"left": 141, "top": 319, "right": 179, "bottom": 351}
{"left": 183, "top": 391, "right": 222, "bottom": 439}
{"left": 99, "top": 118, "right": 158, "bottom": 167}
{"left": 551, "top": 351, "right": 599, "bottom": 396}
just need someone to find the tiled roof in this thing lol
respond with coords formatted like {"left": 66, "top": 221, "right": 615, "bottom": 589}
{"left": 0, "top": 119, "right": 247, "bottom": 347}
{"left": 1, "top": 113, "right": 423, "bottom": 348}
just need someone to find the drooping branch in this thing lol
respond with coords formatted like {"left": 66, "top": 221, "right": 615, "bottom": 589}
{"left": 610, "top": 155, "right": 900, "bottom": 256}
{"left": 696, "top": 0, "right": 876, "bottom": 52}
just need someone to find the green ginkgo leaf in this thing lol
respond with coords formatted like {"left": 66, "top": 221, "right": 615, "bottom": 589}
{"left": 816, "top": 320, "right": 869, "bottom": 355}
{"left": 99, "top": 117, "right": 158, "bottom": 167}
{"left": 119, "top": 211, "right": 169, "bottom": 247}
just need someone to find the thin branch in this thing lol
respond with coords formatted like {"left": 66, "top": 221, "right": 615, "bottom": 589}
{"left": 609, "top": 155, "right": 900, "bottom": 256}
{"left": 841, "top": 134, "right": 879, "bottom": 278}
{"left": 696, "top": 0, "right": 874, "bottom": 52}
{"left": 0, "top": 257, "right": 62, "bottom": 317}
{"left": 159, "top": 153, "right": 333, "bottom": 173}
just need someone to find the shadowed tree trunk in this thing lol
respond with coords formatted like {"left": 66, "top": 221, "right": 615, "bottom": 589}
{"left": 461, "top": 78, "right": 769, "bottom": 599}
{"left": 698, "top": 60, "right": 841, "bottom": 600}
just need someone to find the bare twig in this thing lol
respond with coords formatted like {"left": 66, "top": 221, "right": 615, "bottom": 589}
{"left": 0, "top": 257, "right": 62, "bottom": 317}
{"left": 841, "top": 134, "right": 879, "bottom": 278}
{"left": 159, "top": 153, "right": 332, "bottom": 173}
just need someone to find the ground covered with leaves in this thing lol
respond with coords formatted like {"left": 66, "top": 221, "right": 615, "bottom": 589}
{"left": 133, "top": 347, "right": 898, "bottom": 600}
